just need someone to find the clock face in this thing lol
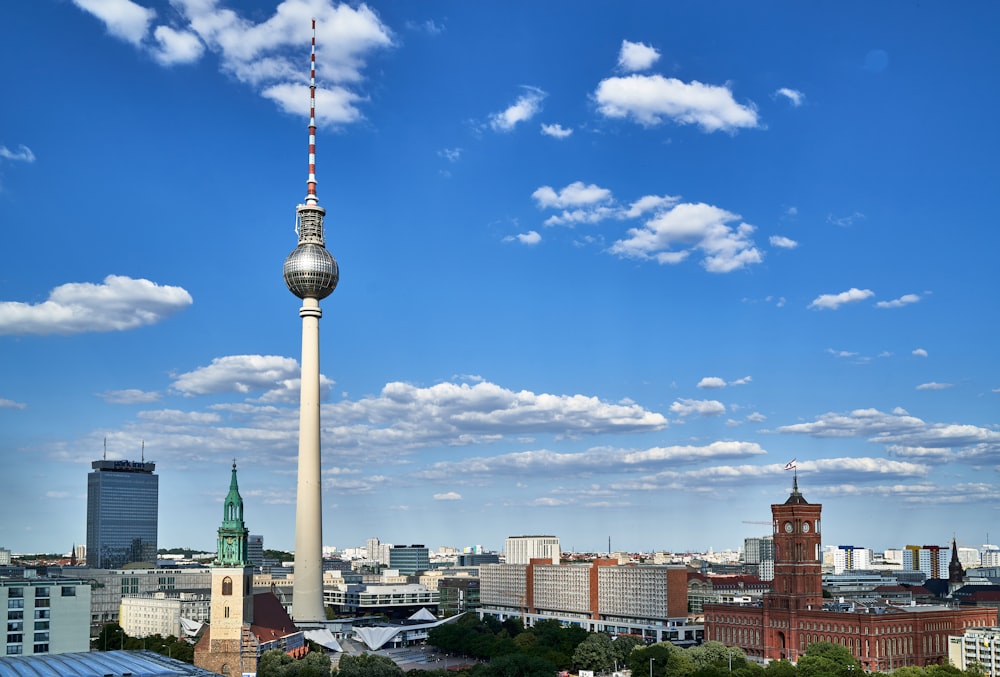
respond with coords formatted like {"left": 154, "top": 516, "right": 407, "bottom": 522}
{"left": 802, "top": 521, "right": 811, "bottom": 533}
{"left": 784, "top": 521, "right": 793, "bottom": 533}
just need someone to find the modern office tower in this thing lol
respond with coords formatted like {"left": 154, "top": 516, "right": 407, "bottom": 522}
{"left": 86, "top": 459, "right": 158, "bottom": 569}
{"left": 248, "top": 534, "right": 264, "bottom": 567}
{"left": 1, "top": 577, "right": 91, "bottom": 657}
{"left": 902, "top": 544, "right": 951, "bottom": 579}
{"left": 389, "top": 545, "right": 431, "bottom": 575}
{"left": 743, "top": 536, "right": 775, "bottom": 564}
{"left": 282, "top": 20, "right": 339, "bottom": 625}
{"left": 504, "top": 535, "right": 561, "bottom": 565}
{"left": 833, "top": 545, "right": 872, "bottom": 574}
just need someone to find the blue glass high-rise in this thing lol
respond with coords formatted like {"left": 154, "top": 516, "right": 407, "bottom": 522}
{"left": 86, "top": 460, "right": 158, "bottom": 569}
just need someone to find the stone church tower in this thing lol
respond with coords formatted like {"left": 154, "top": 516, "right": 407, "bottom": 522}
{"left": 194, "top": 462, "right": 257, "bottom": 676}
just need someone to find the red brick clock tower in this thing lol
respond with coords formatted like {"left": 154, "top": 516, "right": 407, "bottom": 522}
{"left": 768, "top": 471, "right": 823, "bottom": 611}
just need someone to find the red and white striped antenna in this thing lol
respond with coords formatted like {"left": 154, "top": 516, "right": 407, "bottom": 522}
{"left": 305, "top": 17, "right": 319, "bottom": 206}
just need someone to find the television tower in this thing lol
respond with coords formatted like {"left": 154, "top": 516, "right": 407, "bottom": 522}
{"left": 282, "top": 19, "right": 339, "bottom": 624}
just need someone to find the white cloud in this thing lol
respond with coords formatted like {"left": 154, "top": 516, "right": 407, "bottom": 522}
{"left": 670, "top": 398, "right": 726, "bottom": 417}
{"left": 72, "top": 0, "right": 156, "bottom": 45}
{"left": 0, "top": 145, "right": 36, "bottom": 163}
{"left": 876, "top": 293, "right": 921, "bottom": 309}
{"left": 0, "top": 275, "right": 192, "bottom": 336}
{"left": 775, "top": 87, "right": 804, "bottom": 106}
{"left": 405, "top": 19, "right": 443, "bottom": 35}
{"left": 490, "top": 87, "right": 546, "bottom": 132}
{"left": 151, "top": 25, "right": 204, "bottom": 65}
{"left": 610, "top": 202, "right": 763, "bottom": 272}
{"left": 916, "top": 382, "right": 953, "bottom": 391}
{"left": 769, "top": 235, "right": 798, "bottom": 249}
{"left": 617, "top": 40, "right": 660, "bottom": 72}
{"left": 0, "top": 398, "right": 26, "bottom": 410}
{"left": 697, "top": 377, "right": 726, "bottom": 389}
{"left": 99, "top": 389, "right": 162, "bottom": 404}
{"left": 72, "top": 0, "right": 393, "bottom": 126}
{"left": 172, "top": 355, "right": 302, "bottom": 396}
{"left": 808, "top": 287, "right": 874, "bottom": 310}
{"left": 540, "top": 123, "right": 573, "bottom": 139}
{"left": 827, "top": 349, "right": 858, "bottom": 358}
{"left": 437, "top": 148, "right": 462, "bottom": 162}
{"left": 746, "top": 412, "right": 766, "bottom": 422}
{"left": 912, "top": 348, "right": 928, "bottom": 357}
{"left": 433, "top": 492, "right": 462, "bottom": 501}
{"left": 594, "top": 74, "right": 759, "bottom": 132}
{"left": 503, "top": 230, "right": 541, "bottom": 245}
{"left": 730, "top": 376, "right": 752, "bottom": 386}
{"left": 827, "top": 211, "right": 865, "bottom": 227}
{"left": 533, "top": 181, "right": 613, "bottom": 210}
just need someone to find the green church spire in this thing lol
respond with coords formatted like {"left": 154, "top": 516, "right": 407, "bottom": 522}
{"left": 216, "top": 460, "right": 251, "bottom": 566}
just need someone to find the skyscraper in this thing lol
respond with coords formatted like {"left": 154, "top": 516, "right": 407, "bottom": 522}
{"left": 86, "top": 459, "right": 158, "bottom": 569}
{"left": 282, "top": 20, "right": 338, "bottom": 624}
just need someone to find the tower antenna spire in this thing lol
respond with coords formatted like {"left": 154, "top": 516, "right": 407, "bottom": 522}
{"left": 306, "top": 18, "right": 318, "bottom": 206}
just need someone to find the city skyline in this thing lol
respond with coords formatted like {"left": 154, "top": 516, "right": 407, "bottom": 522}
{"left": 1, "top": 1, "right": 998, "bottom": 556}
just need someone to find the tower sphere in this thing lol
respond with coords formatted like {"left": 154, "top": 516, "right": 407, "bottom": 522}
{"left": 283, "top": 243, "right": 338, "bottom": 299}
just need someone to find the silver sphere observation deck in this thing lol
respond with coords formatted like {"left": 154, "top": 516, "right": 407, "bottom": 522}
{"left": 283, "top": 203, "right": 339, "bottom": 300}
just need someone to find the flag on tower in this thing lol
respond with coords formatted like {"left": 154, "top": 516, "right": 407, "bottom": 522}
{"left": 784, "top": 459, "right": 797, "bottom": 470}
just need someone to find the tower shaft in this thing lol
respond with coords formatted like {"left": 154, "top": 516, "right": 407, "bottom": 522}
{"left": 292, "top": 298, "right": 325, "bottom": 622}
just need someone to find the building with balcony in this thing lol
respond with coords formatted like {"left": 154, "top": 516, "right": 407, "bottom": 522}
{"left": 1, "top": 576, "right": 90, "bottom": 657}
{"left": 949, "top": 627, "right": 1000, "bottom": 677}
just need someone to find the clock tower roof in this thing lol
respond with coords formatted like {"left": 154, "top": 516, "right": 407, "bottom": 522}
{"left": 784, "top": 469, "right": 809, "bottom": 504}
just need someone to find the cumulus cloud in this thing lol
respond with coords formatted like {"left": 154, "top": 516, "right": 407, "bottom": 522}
{"left": 775, "top": 87, "right": 804, "bottom": 106}
{"left": 71, "top": 0, "right": 393, "bottom": 126}
{"left": 503, "top": 231, "right": 541, "bottom": 245}
{"left": 540, "top": 123, "right": 573, "bottom": 139}
{"left": 617, "top": 40, "right": 660, "bottom": 72}
{"left": 171, "top": 355, "right": 303, "bottom": 397}
{"left": 416, "top": 440, "right": 764, "bottom": 480}
{"left": 769, "top": 235, "right": 798, "bottom": 249}
{"left": 433, "top": 492, "right": 462, "bottom": 501}
{"left": 72, "top": 0, "right": 156, "bottom": 45}
{"left": 490, "top": 87, "right": 546, "bottom": 131}
{"left": 0, "top": 275, "right": 192, "bottom": 336}
{"left": 670, "top": 398, "right": 726, "bottom": 417}
{"left": 610, "top": 202, "right": 763, "bottom": 272}
{"left": 99, "top": 389, "right": 162, "bottom": 404}
{"left": 697, "top": 377, "right": 726, "bottom": 389}
{"left": 533, "top": 181, "right": 612, "bottom": 210}
{"left": 808, "top": 287, "right": 874, "bottom": 310}
{"left": 0, "top": 398, "right": 27, "bottom": 410}
{"left": 595, "top": 74, "right": 759, "bottom": 132}
{"left": 778, "top": 408, "right": 1000, "bottom": 461}
{"left": 912, "top": 348, "right": 928, "bottom": 357}
{"left": 876, "top": 293, "right": 921, "bottom": 309}
{"left": 438, "top": 148, "right": 462, "bottom": 162}
{"left": 0, "top": 145, "right": 36, "bottom": 163}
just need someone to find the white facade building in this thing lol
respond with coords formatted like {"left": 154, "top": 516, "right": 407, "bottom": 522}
{"left": 902, "top": 545, "right": 951, "bottom": 578}
{"left": 833, "top": 545, "right": 873, "bottom": 574}
{"left": 949, "top": 627, "right": 1000, "bottom": 677}
{"left": 1, "top": 578, "right": 90, "bottom": 657}
{"left": 504, "top": 535, "right": 560, "bottom": 565}
{"left": 119, "top": 591, "right": 211, "bottom": 638}
{"left": 982, "top": 545, "right": 1000, "bottom": 568}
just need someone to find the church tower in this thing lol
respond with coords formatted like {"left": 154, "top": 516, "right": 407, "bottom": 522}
{"left": 195, "top": 462, "right": 256, "bottom": 676}
{"left": 767, "top": 471, "right": 823, "bottom": 610}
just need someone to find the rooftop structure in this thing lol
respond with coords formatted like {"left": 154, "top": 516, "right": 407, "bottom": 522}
{"left": 86, "top": 459, "right": 158, "bottom": 569}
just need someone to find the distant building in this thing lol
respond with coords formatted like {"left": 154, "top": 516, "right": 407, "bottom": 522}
{"left": 833, "top": 545, "right": 872, "bottom": 574}
{"left": 85, "top": 567, "right": 212, "bottom": 632}
{"left": 438, "top": 577, "right": 480, "bottom": 617}
{"left": 983, "top": 546, "right": 1000, "bottom": 568}
{"left": 456, "top": 553, "right": 499, "bottom": 567}
{"left": 389, "top": 545, "right": 431, "bottom": 575}
{"left": 86, "top": 459, "right": 158, "bottom": 569}
{"left": 248, "top": 535, "right": 264, "bottom": 567}
{"left": 704, "top": 475, "right": 995, "bottom": 669}
{"left": 119, "top": 591, "right": 211, "bottom": 639}
{"left": 688, "top": 573, "right": 769, "bottom": 613}
{"left": 0, "top": 548, "right": 11, "bottom": 566}
{"left": 504, "top": 535, "right": 560, "bottom": 565}
{"left": 0, "top": 576, "right": 91, "bottom": 657}
{"left": 479, "top": 558, "right": 698, "bottom": 645}
{"left": 323, "top": 583, "right": 438, "bottom": 617}
{"left": 949, "top": 627, "right": 1000, "bottom": 677}
{"left": 903, "top": 544, "right": 951, "bottom": 579}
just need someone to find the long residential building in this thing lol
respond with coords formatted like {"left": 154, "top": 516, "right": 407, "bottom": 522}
{"left": 1, "top": 576, "right": 91, "bottom": 657}
{"left": 479, "top": 558, "right": 699, "bottom": 645}
{"left": 949, "top": 627, "right": 1000, "bottom": 677}
{"left": 504, "top": 536, "right": 561, "bottom": 565}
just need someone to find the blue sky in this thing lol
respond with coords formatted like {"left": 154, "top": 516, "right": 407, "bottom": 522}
{"left": 1, "top": 0, "right": 998, "bottom": 557}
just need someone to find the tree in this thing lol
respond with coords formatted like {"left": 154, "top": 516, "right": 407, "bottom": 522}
{"left": 688, "top": 641, "right": 748, "bottom": 672}
{"left": 337, "top": 653, "right": 405, "bottom": 677}
{"left": 573, "top": 632, "right": 615, "bottom": 673}
{"left": 471, "top": 652, "right": 557, "bottom": 677}
{"left": 611, "top": 636, "right": 644, "bottom": 669}
{"left": 763, "top": 660, "right": 797, "bottom": 677}
{"left": 796, "top": 642, "right": 861, "bottom": 677}
{"left": 630, "top": 642, "right": 693, "bottom": 677}
{"left": 94, "top": 623, "right": 127, "bottom": 651}
{"left": 258, "top": 649, "right": 295, "bottom": 677}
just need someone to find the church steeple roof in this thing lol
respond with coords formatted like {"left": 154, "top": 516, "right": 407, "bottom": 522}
{"left": 217, "top": 460, "right": 251, "bottom": 567}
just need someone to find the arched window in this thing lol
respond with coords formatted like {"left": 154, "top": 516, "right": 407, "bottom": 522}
{"left": 222, "top": 576, "right": 233, "bottom": 596}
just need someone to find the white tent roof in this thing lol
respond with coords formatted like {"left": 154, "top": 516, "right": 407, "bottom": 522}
{"left": 304, "top": 629, "right": 343, "bottom": 653}
{"left": 409, "top": 608, "right": 437, "bottom": 621}
{"left": 352, "top": 613, "right": 464, "bottom": 651}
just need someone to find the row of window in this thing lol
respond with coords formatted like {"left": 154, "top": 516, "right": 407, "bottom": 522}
{"left": 6, "top": 645, "right": 50, "bottom": 655}
{"left": 6, "top": 621, "right": 48, "bottom": 631}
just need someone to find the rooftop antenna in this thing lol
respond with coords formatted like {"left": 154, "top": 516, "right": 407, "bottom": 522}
{"left": 141, "top": 439, "right": 145, "bottom": 462}
{"left": 103, "top": 436, "right": 107, "bottom": 460}
{"left": 306, "top": 17, "right": 319, "bottom": 208}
